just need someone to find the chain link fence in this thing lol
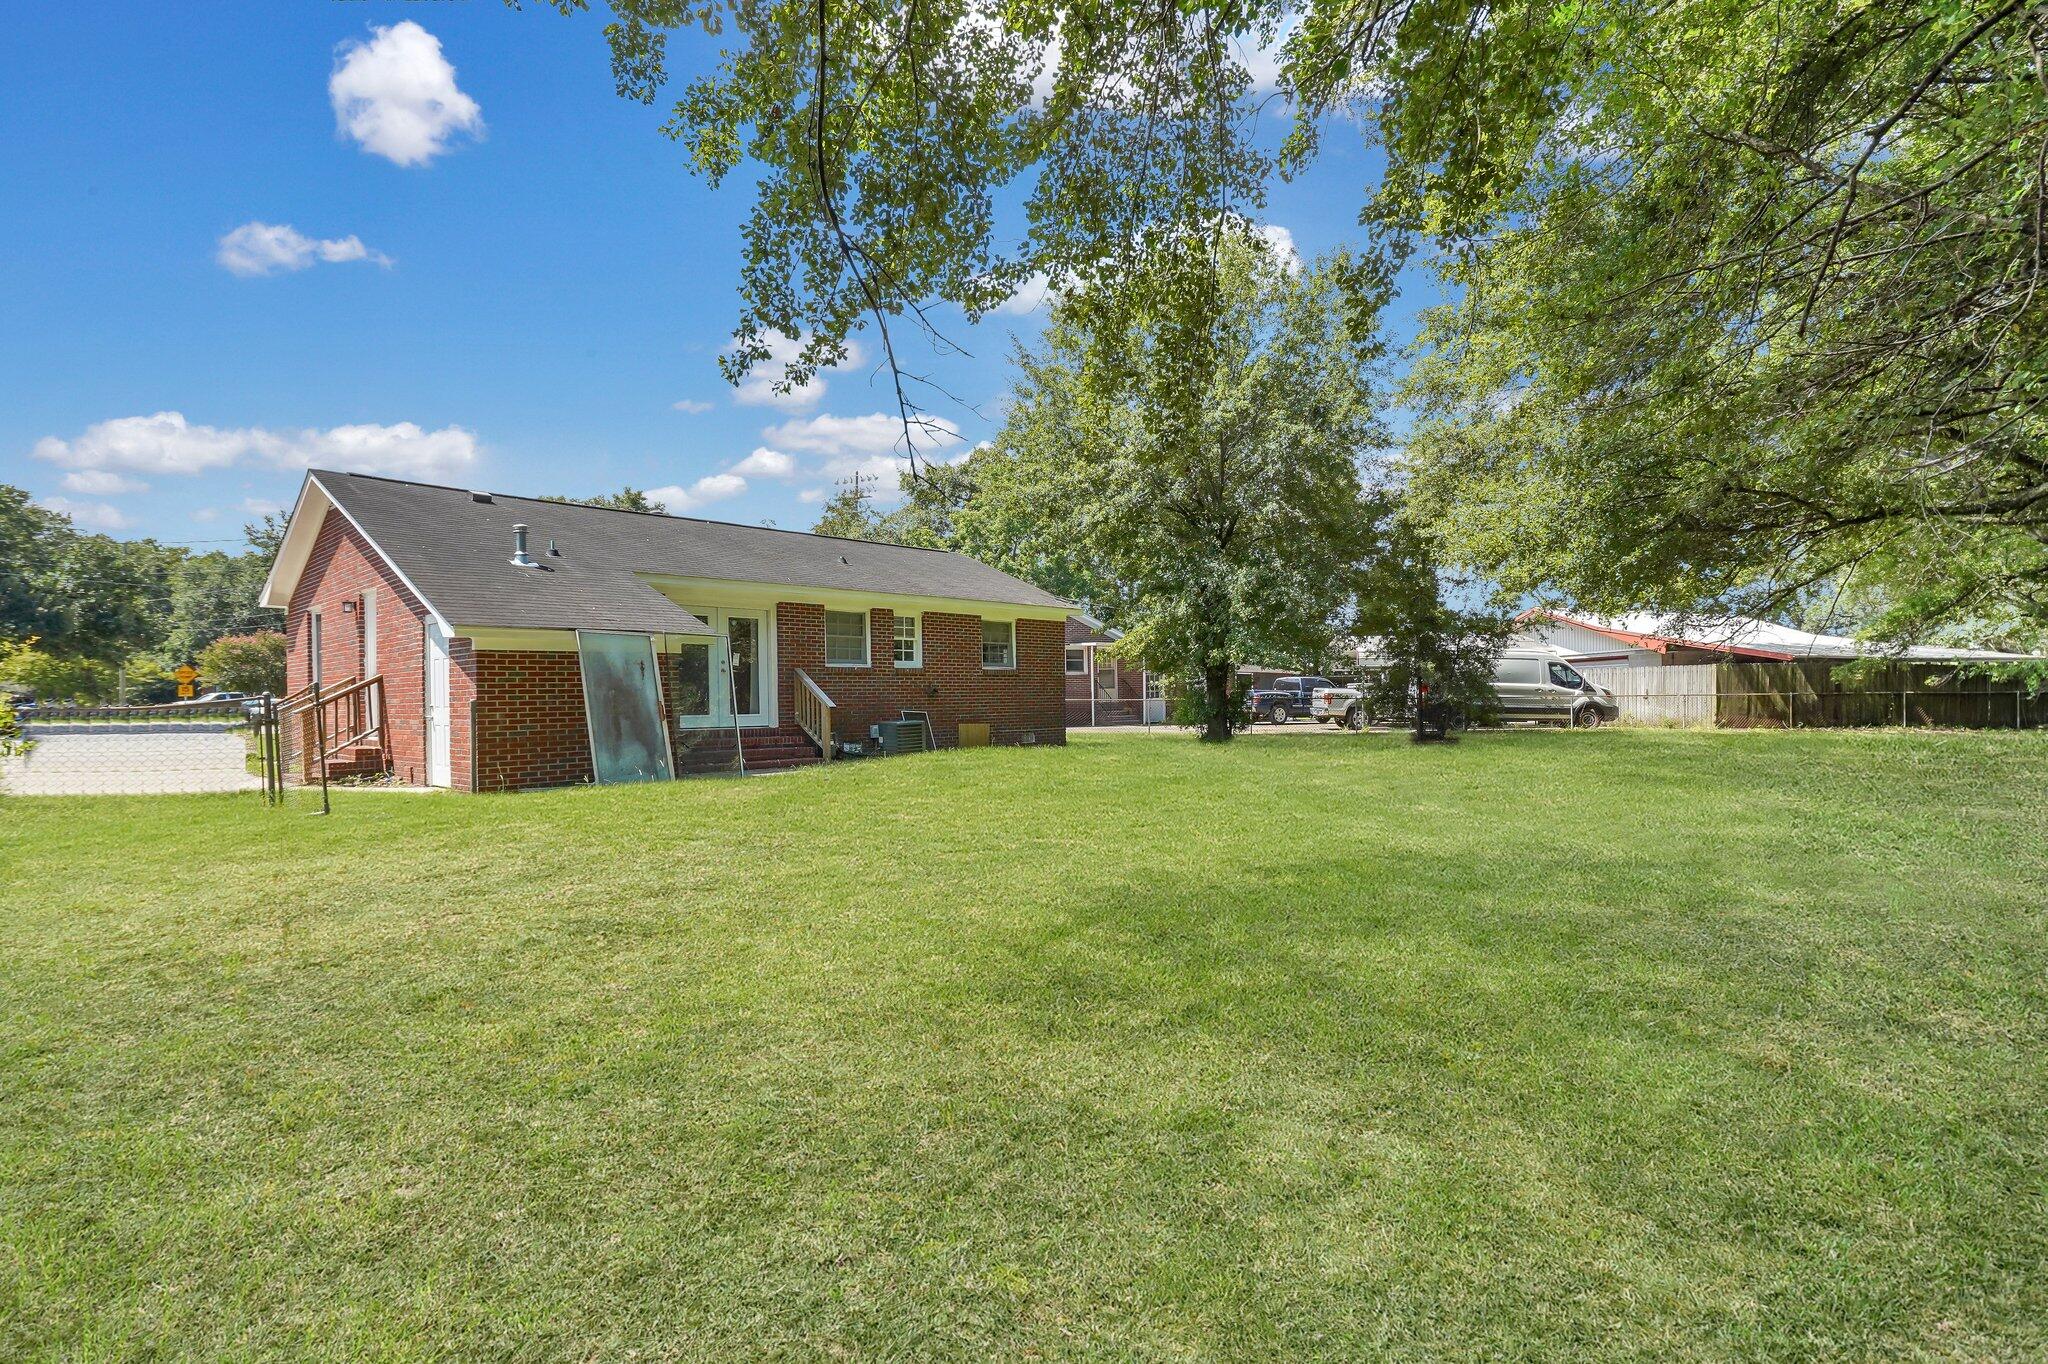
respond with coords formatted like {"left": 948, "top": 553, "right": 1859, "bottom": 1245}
{"left": 0, "top": 700, "right": 287, "bottom": 800}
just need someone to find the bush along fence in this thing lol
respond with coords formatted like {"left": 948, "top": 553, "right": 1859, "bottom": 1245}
{"left": 1581, "top": 660, "right": 2048, "bottom": 730}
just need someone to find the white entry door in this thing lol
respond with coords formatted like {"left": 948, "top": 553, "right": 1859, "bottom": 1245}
{"left": 425, "top": 620, "right": 451, "bottom": 786}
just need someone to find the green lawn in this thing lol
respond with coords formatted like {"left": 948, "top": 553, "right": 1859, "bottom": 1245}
{"left": 4, "top": 730, "right": 2045, "bottom": 1361}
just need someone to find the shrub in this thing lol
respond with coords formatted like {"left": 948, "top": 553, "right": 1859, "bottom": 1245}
{"left": 0, "top": 639, "right": 111, "bottom": 704}
{"left": 0, "top": 695, "right": 30, "bottom": 758}
{"left": 196, "top": 632, "right": 286, "bottom": 696}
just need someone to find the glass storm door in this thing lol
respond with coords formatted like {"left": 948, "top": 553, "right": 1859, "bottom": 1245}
{"left": 726, "top": 613, "right": 764, "bottom": 722}
{"left": 673, "top": 625, "right": 731, "bottom": 731}
{"left": 673, "top": 607, "right": 770, "bottom": 728}
{"left": 576, "top": 631, "right": 673, "bottom": 784}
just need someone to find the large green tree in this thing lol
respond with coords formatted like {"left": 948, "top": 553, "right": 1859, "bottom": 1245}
{"left": 157, "top": 550, "right": 280, "bottom": 665}
{"left": 987, "top": 232, "right": 1387, "bottom": 739}
{"left": 541, "top": 0, "right": 2046, "bottom": 646}
{"left": 1368, "top": 0, "right": 2048, "bottom": 648}
{"left": 538, "top": 0, "right": 1275, "bottom": 464}
{"left": 0, "top": 485, "right": 175, "bottom": 664}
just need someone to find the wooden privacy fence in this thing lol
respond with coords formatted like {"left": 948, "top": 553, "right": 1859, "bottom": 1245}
{"left": 1580, "top": 664, "right": 1718, "bottom": 726}
{"left": 1580, "top": 660, "right": 2046, "bottom": 730}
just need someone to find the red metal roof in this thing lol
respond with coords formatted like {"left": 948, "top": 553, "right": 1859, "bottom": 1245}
{"left": 1516, "top": 608, "right": 1801, "bottom": 661}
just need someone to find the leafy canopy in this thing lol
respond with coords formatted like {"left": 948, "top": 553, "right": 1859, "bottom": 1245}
{"left": 534, "top": 0, "right": 2047, "bottom": 647}
{"left": 1352, "top": 0, "right": 2048, "bottom": 646}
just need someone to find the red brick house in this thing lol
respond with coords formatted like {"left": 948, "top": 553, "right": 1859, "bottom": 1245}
{"left": 259, "top": 471, "right": 1072, "bottom": 790}
{"left": 1063, "top": 615, "right": 1159, "bottom": 726}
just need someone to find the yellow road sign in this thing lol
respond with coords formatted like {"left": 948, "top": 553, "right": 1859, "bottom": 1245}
{"left": 177, "top": 683, "right": 196, "bottom": 699}
{"left": 173, "top": 665, "right": 199, "bottom": 684}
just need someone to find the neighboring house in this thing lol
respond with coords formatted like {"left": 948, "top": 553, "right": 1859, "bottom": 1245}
{"left": 1063, "top": 616, "right": 1158, "bottom": 726}
{"left": 259, "top": 471, "right": 1072, "bottom": 791}
{"left": 1515, "top": 608, "right": 2038, "bottom": 667}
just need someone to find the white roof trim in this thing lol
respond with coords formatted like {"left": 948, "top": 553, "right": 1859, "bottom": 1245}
{"left": 258, "top": 472, "right": 452, "bottom": 633}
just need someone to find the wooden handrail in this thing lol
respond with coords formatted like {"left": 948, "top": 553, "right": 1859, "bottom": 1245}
{"left": 792, "top": 667, "right": 835, "bottom": 762}
{"left": 283, "top": 675, "right": 386, "bottom": 782}
{"left": 277, "top": 675, "right": 357, "bottom": 718}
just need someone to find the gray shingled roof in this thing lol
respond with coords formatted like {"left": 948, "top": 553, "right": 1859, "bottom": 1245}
{"left": 315, "top": 471, "right": 1071, "bottom": 634}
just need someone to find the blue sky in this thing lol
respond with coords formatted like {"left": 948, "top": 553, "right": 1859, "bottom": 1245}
{"left": 0, "top": 2, "right": 1431, "bottom": 548}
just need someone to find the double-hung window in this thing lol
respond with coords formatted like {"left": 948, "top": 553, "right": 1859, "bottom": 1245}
{"left": 893, "top": 614, "right": 921, "bottom": 667}
{"left": 1065, "top": 647, "right": 1087, "bottom": 675}
{"left": 825, "top": 610, "right": 869, "bottom": 667}
{"left": 981, "top": 619, "right": 1016, "bottom": 670}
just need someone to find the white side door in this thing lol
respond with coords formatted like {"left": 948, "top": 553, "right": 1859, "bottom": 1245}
{"left": 362, "top": 590, "right": 379, "bottom": 725}
{"left": 425, "top": 619, "right": 451, "bottom": 787}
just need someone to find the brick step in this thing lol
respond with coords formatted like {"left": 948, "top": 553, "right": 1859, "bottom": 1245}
{"left": 678, "top": 737, "right": 820, "bottom": 754}
{"left": 674, "top": 752, "right": 822, "bottom": 775}
{"left": 742, "top": 754, "right": 821, "bottom": 772}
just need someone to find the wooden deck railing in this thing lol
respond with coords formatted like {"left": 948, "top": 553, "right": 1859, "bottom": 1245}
{"left": 792, "top": 667, "right": 835, "bottom": 762}
{"left": 277, "top": 674, "right": 386, "bottom": 782}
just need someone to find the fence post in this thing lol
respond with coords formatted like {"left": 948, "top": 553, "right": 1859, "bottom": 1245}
{"left": 311, "top": 680, "right": 330, "bottom": 816}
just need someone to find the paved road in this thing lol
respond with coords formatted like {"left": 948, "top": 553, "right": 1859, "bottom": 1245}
{"left": 1, "top": 731, "right": 262, "bottom": 795}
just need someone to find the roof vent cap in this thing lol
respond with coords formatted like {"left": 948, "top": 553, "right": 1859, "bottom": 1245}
{"left": 471, "top": 490, "right": 493, "bottom": 503}
{"left": 510, "top": 523, "right": 539, "bottom": 569}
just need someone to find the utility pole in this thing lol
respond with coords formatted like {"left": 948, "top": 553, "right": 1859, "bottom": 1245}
{"left": 838, "top": 470, "right": 877, "bottom": 511}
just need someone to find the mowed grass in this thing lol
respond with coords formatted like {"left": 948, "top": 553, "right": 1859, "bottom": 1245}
{"left": 3, "top": 730, "right": 2046, "bottom": 1361}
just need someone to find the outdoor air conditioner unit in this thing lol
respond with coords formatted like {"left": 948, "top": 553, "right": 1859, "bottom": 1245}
{"left": 870, "top": 718, "right": 930, "bottom": 755}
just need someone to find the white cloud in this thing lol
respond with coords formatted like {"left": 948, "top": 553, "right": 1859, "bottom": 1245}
{"left": 1257, "top": 223, "right": 1300, "bottom": 272}
{"left": 1031, "top": 32, "right": 1063, "bottom": 106}
{"left": 730, "top": 447, "right": 796, "bottom": 479}
{"left": 1235, "top": 18, "right": 1295, "bottom": 93}
{"left": 217, "top": 221, "right": 391, "bottom": 277}
{"left": 730, "top": 333, "right": 865, "bottom": 410}
{"left": 262, "top": 422, "right": 479, "bottom": 479}
{"left": 330, "top": 22, "right": 484, "bottom": 167}
{"left": 191, "top": 507, "right": 221, "bottom": 523}
{"left": 992, "top": 271, "right": 1054, "bottom": 316}
{"left": 670, "top": 398, "right": 715, "bottom": 414}
{"left": 240, "top": 497, "right": 283, "bottom": 517}
{"left": 759, "top": 411, "right": 962, "bottom": 460}
{"left": 647, "top": 473, "right": 748, "bottom": 514}
{"left": 32, "top": 411, "right": 480, "bottom": 481}
{"left": 34, "top": 412, "right": 248, "bottom": 475}
{"left": 37, "top": 496, "right": 133, "bottom": 532}
{"left": 60, "top": 469, "right": 148, "bottom": 495}
{"left": 796, "top": 487, "right": 826, "bottom": 504}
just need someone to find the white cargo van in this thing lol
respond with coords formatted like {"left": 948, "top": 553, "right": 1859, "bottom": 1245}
{"left": 1491, "top": 647, "right": 1620, "bottom": 728}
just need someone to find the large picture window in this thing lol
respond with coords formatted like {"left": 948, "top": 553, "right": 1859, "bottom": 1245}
{"left": 825, "top": 610, "right": 869, "bottom": 667}
{"left": 981, "top": 619, "right": 1016, "bottom": 670}
{"left": 893, "top": 614, "right": 920, "bottom": 667}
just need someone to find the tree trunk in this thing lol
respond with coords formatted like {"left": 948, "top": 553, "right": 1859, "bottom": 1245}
{"left": 1201, "top": 661, "right": 1236, "bottom": 742}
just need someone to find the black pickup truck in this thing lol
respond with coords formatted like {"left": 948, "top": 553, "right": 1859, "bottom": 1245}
{"left": 1245, "top": 675, "right": 1365, "bottom": 727}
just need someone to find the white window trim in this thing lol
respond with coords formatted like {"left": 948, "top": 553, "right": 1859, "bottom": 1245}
{"left": 825, "top": 608, "right": 871, "bottom": 668}
{"left": 1065, "top": 646, "right": 1087, "bottom": 675}
{"left": 982, "top": 618, "right": 1017, "bottom": 671}
{"left": 893, "top": 612, "right": 922, "bottom": 668}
